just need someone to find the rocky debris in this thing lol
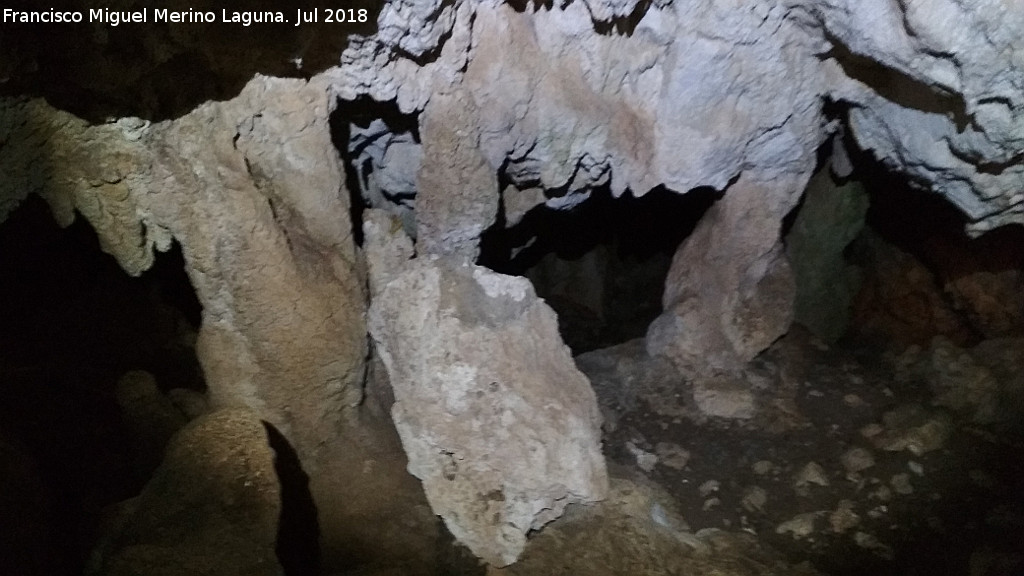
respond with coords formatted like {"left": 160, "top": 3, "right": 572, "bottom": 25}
{"left": 890, "top": 474, "right": 914, "bottom": 496}
{"left": 794, "top": 462, "right": 831, "bottom": 493}
{"left": 893, "top": 337, "right": 1015, "bottom": 425}
{"left": 742, "top": 486, "right": 769, "bottom": 514}
{"left": 625, "top": 441, "right": 659, "bottom": 473}
{"left": 829, "top": 500, "right": 860, "bottom": 534}
{"left": 785, "top": 161, "right": 870, "bottom": 343}
{"left": 88, "top": 409, "right": 282, "bottom": 576}
{"left": 368, "top": 256, "right": 608, "bottom": 566}
{"left": 586, "top": 326, "right": 1024, "bottom": 575}
{"left": 490, "top": 477, "right": 820, "bottom": 576}
{"left": 840, "top": 447, "right": 876, "bottom": 474}
{"left": 574, "top": 339, "right": 681, "bottom": 433}
{"left": 654, "top": 442, "right": 690, "bottom": 471}
{"left": 691, "top": 373, "right": 757, "bottom": 420}
{"left": 849, "top": 231, "right": 974, "bottom": 348}
{"left": 867, "top": 404, "right": 953, "bottom": 456}
{"left": 776, "top": 512, "right": 824, "bottom": 540}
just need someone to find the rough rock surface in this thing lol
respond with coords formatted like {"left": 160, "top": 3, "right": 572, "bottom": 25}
{"left": 88, "top": 409, "right": 282, "bottom": 576}
{"left": 815, "top": 0, "right": 1024, "bottom": 234}
{"left": 368, "top": 256, "right": 609, "bottom": 566}
{"left": 647, "top": 173, "right": 804, "bottom": 373}
{"left": 0, "top": 76, "right": 367, "bottom": 458}
{"left": 490, "top": 476, "right": 821, "bottom": 576}
{"left": 849, "top": 230, "right": 975, "bottom": 347}
{"left": 333, "top": 0, "right": 828, "bottom": 259}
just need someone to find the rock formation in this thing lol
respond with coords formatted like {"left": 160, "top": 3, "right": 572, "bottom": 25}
{"left": 0, "top": 76, "right": 366, "bottom": 458}
{"left": 88, "top": 409, "right": 283, "bottom": 576}
{"left": 2, "top": 0, "right": 1023, "bottom": 569}
{"left": 368, "top": 256, "right": 609, "bottom": 566}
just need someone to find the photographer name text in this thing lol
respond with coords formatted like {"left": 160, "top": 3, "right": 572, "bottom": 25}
{"left": 2, "top": 7, "right": 369, "bottom": 27}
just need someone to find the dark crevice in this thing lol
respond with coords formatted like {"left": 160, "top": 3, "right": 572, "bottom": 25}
{"left": 822, "top": 34, "right": 970, "bottom": 131}
{"left": 478, "top": 183, "right": 720, "bottom": 352}
{"left": 262, "top": 421, "right": 321, "bottom": 576}
{"left": 0, "top": 194, "right": 205, "bottom": 576}
{"left": 591, "top": 0, "right": 654, "bottom": 36}
{"left": 507, "top": 0, "right": 556, "bottom": 13}
{"left": 329, "top": 96, "right": 421, "bottom": 247}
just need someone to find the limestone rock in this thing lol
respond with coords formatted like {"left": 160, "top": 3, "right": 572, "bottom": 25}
{"left": 368, "top": 256, "right": 609, "bottom": 566}
{"left": 89, "top": 409, "right": 282, "bottom": 576}
{"left": 817, "top": 0, "right": 1024, "bottom": 234}
{"left": 849, "top": 231, "right": 974, "bottom": 348}
{"left": 336, "top": 0, "right": 827, "bottom": 258}
{"left": 362, "top": 208, "right": 416, "bottom": 298}
{"left": 0, "top": 76, "right": 368, "bottom": 459}
{"left": 115, "top": 370, "right": 188, "bottom": 476}
{"left": 648, "top": 173, "right": 803, "bottom": 374}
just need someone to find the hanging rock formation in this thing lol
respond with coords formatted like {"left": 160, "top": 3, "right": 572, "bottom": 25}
{"left": 2, "top": 0, "right": 1024, "bottom": 568}
{"left": 0, "top": 76, "right": 366, "bottom": 459}
{"left": 368, "top": 256, "right": 609, "bottom": 566}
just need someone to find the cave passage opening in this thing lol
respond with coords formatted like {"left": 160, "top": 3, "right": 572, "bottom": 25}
{"left": 478, "top": 184, "right": 721, "bottom": 354}
{"left": 0, "top": 194, "right": 205, "bottom": 576}
{"left": 330, "top": 95, "right": 422, "bottom": 247}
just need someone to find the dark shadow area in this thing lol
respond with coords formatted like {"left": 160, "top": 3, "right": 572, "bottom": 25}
{"left": 592, "top": 0, "right": 654, "bottom": 36}
{"left": 0, "top": 0, "right": 383, "bottom": 122}
{"left": 329, "top": 96, "right": 421, "bottom": 246}
{"left": 478, "top": 184, "right": 720, "bottom": 352}
{"left": 821, "top": 37, "right": 969, "bottom": 131}
{"left": 842, "top": 146, "right": 1024, "bottom": 350}
{"left": 263, "top": 421, "right": 321, "bottom": 576}
{"left": 0, "top": 194, "right": 205, "bottom": 576}
{"left": 784, "top": 131, "right": 1024, "bottom": 576}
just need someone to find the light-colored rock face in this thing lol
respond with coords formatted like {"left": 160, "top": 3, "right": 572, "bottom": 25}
{"left": 368, "top": 256, "right": 609, "bottom": 566}
{"left": 3, "top": 0, "right": 1024, "bottom": 568}
{"left": 812, "top": 0, "right": 1024, "bottom": 234}
{"left": 335, "top": 0, "right": 828, "bottom": 259}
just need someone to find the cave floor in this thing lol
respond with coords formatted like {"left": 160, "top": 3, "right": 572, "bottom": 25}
{"left": 307, "top": 328, "right": 1024, "bottom": 576}
{"left": 581, "top": 330, "right": 1024, "bottom": 576}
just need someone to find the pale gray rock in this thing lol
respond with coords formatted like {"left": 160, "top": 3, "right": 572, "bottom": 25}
{"left": 362, "top": 208, "right": 415, "bottom": 297}
{"left": 815, "top": 0, "right": 1024, "bottom": 234}
{"left": 335, "top": 0, "right": 827, "bottom": 258}
{"left": 368, "top": 256, "right": 609, "bottom": 566}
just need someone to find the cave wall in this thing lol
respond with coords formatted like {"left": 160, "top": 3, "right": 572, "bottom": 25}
{"left": 2, "top": 0, "right": 1023, "bottom": 566}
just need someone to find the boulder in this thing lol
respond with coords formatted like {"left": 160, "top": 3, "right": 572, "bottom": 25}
{"left": 369, "top": 256, "right": 609, "bottom": 566}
